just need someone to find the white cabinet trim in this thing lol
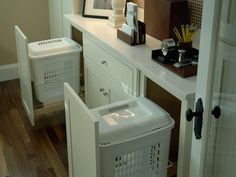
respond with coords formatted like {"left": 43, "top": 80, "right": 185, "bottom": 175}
{"left": 0, "top": 63, "right": 19, "bottom": 82}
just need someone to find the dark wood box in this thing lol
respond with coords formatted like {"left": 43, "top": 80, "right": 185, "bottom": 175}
{"left": 144, "top": 0, "right": 188, "bottom": 40}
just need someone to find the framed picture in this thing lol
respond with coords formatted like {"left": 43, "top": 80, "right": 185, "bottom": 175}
{"left": 83, "top": 0, "right": 113, "bottom": 19}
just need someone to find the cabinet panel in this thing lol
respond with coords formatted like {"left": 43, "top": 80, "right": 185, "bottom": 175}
{"left": 85, "top": 62, "right": 109, "bottom": 109}
{"left": 83, "top": 36, "right": 134, "bottom": 96}
{"left": 48, "top": 0, "right": 63, "bottom": 38}
{"left": 85, "top": 59, "right": 130, "bottom": 108}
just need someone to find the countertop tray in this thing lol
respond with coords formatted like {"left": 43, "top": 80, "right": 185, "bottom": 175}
{"left": 152, "top": 49, "right": 198, "bottom": 78}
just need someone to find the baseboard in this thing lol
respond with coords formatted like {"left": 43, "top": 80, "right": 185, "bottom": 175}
{"left": 0, "top": 63, "right": 19, "bottom": 82}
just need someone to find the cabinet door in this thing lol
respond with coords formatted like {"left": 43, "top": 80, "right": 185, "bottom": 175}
{"left": 15, "top": 26, "right": 35, "bottom": 126}
{"left": 83, "top": 36, "right": 139, "bottom": 97}
{"left": 85, "top": 59, "right": 130, "bottom": 108}
{"left": 85, "top": 61, "right": 109, "bottom": 108}
{"left": 64, "top": 83, "right": 100, "bottom": 177}
{"left": 61, "top": 0, "right": 73, "bottom": 37}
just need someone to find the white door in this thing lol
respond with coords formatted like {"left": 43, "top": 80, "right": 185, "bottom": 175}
{"left": 189, "top": 0, "right": 236, "bottom": 177}
{"left": 64, "top": 83, "right": 100, "bottom": 177}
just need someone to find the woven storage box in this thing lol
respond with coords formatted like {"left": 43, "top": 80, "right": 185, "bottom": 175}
{"left": 91, "top": 97, "right": 175, "bottom": 177}
{"left": 28, "top": 38, "right": 82, "bottom": 104}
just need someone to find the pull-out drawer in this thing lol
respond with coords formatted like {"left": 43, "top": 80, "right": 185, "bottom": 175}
{"left": 83, "top": 36, "right": 136, "bottom": 96}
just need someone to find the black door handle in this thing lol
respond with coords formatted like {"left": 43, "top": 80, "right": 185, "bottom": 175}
{"left": 186, "top": 98, "right": 204, "bottom": 139}
{"left": 212, "top": 106, "right": 221, "bottom": 119}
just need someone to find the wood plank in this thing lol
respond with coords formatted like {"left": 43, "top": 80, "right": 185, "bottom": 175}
{"left": 3, "top": 144, "right": 21, "bottom": 177}
{"left": 0, "top": 110, "right": 32, "bottom": 177}
{"left": 0, "top": 133, "right": 9, "bottom": 177}
{"left": 0, "top": 79, "right": 68, "bottom": 177}
{"left": 36, "top": 129, "right": 68, "bottom": 177}
{"left": 6, "top": 109, "right": 38, "bottom": 177}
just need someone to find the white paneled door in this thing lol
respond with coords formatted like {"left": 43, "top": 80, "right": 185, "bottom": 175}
{"left": 15, "top": 26, "right": 35, "bottom": 126}
{"left": 64, "top": 83, "right": 100, "bottom": 177}
{"left": 189, "top": 0, "right": 236, "bottom": 177}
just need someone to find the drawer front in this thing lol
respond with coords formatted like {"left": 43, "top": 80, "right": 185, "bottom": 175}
{"left": 84, "top": 63, "right": 109, "bottom": 109}
{"left": 85, "top": 60, "right": 131, "bottom": 108}
{"left": 83, "top": 36, "right": 134, "bottom": 95}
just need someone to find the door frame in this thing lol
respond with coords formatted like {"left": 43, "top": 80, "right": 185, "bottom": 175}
{"left": 189, "top": 0, "right": 222, "bottom": 177}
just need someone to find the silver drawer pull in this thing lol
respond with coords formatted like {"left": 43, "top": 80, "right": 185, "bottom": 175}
{"left": 99, "top": 88, "right": 104, "bottom": 92}
{"left": 103, "top": 92, "right": 109, "bottom": 96}
{"left": 101, "top": 60, "right": 107, "bottom": 64}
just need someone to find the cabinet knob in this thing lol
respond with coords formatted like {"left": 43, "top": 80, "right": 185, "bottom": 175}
{"left": 212, "top": 106, "right": 221, "bottom": 119}
{"left": 99, "top": 88, "right": 104, "bottom": 92}
{"left": 103, "top": 92, "right": 109, "bottom": 96}
{"left": 101, "top": 60, "right": 107, "bottom": 64}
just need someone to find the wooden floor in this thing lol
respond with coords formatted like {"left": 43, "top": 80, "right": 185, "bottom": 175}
{"left": 0, "top": 79, "right": 68, "bottom": 177}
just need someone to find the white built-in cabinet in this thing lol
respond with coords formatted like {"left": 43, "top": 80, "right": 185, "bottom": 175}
{"left": 83, "top": 36, "right": 139, "bottom": 108}
{"left": 48, "top": 0, "right": 63, "bottom": 38}
{"left": 65, "top": 14, "right": 197, "bottom": 177}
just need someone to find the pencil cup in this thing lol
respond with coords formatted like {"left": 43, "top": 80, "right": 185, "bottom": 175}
{"left": 178, "top": 41, "right": 192, "bottom": 51}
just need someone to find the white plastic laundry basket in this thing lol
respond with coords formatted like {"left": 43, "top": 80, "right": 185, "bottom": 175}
{"left": 28, "top": 38, "right": 82, "bottom": 104}
{"left": 91, "top": 97, "right": 175, "bottom": 177}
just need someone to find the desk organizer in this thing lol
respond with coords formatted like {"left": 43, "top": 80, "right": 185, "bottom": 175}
{"left": 117, "top": 21, "right": 146, "bottom": 46}
{"left": 152, "top": 49, "right": 198, "bottom": 78}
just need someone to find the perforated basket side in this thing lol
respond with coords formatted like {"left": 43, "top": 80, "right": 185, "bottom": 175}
{"left": 100, "top": 129, "right": 172, "bottom": 177}
{"left": 112, "top": 143, "right": 166, "bottom": 177}
{"left": 28, "top": 38, "right": 82, "bottom": 58}
{"left": 42, "top": 58, "right": 76, "bottom": 84}
{"left": 29, "top": 38, "right": 81, "bottom": 104}
{"left": 37, "top": 38, "right": 63, "bottom": 47}
{"left": 31, "top": 53, "right": 80, "bottom": 84}
{"left": 34, "top": 76, "right": 80, "bottom": 104}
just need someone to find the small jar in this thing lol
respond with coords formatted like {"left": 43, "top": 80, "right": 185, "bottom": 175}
{"left": 161, "top": 38, "right": 176, "bottom": 56}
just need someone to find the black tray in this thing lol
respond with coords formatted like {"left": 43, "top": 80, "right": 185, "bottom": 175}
{"left": 151, "top": 49, "right": 199, "bottom": 78}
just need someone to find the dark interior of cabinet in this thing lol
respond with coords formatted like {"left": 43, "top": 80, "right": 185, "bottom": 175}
{"left": 146, "top": 78, "right": 181, "bottom": 177}
{"left": 71, "top": 26, "right": 85, "bottom": 99}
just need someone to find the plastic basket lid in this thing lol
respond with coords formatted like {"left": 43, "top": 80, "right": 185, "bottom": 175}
{"left": 28, "top": 37, "right": 82, "bottom": 59}
{"left": 91, "top": 97, "right": 174, "bottom": 144}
